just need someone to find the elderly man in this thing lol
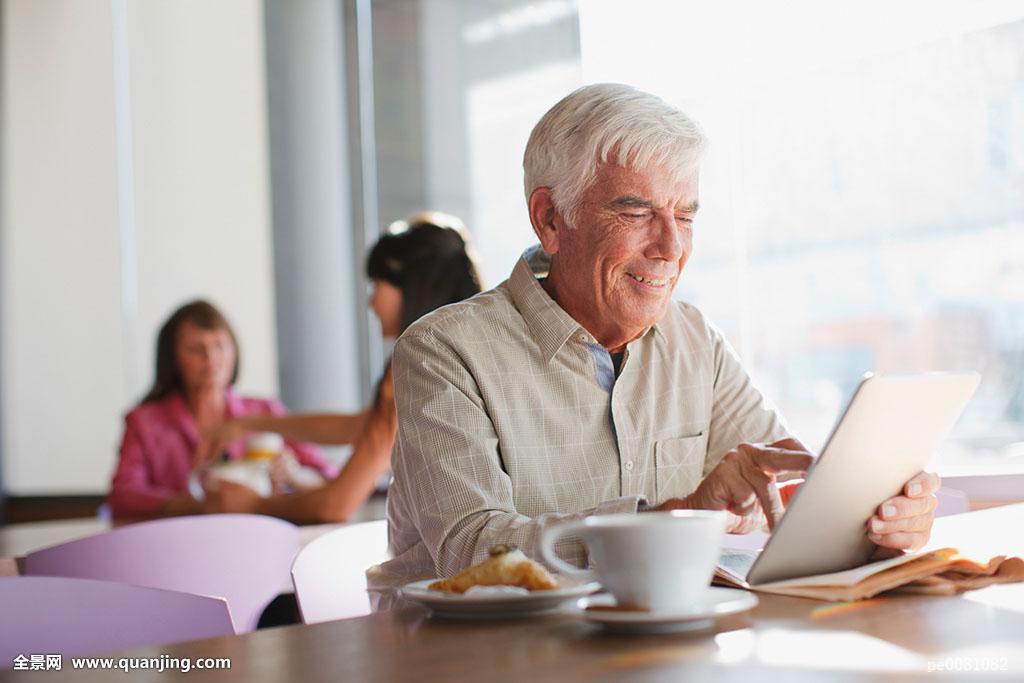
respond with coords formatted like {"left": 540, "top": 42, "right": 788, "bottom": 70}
{"left": 374, "top": 83, "right": 939, "bottom": 587}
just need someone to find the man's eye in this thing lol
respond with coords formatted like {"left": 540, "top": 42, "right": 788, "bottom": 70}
{"left": 623, "top": 212, "right": 647, "bottom": 219}
{"left": 677, "top": 216, "right": 694, "bottom": 225}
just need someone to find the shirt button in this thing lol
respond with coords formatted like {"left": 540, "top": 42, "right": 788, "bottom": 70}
{"left": 577, "top": 334, "right": 588, "bottom": 343}
{"left": 625, "top": 461, "right": 634, "bottom": 471}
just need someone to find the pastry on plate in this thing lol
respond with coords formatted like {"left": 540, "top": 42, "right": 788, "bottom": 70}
{"left": 429, "top": 544, "right": 559, "bottom": 593}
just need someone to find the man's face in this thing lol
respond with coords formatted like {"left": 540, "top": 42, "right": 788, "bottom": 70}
{"left": 549, "top": 162, "right": 699, "bottom": 341}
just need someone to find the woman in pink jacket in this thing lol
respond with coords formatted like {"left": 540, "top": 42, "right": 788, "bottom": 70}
{"left": 107, "top": 300, "right": 333, "bottom": 518}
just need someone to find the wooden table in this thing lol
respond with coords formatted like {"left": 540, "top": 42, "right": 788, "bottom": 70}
{"left": 4, "top": 504, "right": 1021, "bottom": 682}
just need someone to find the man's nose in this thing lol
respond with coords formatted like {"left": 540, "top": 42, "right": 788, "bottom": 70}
{"left": 650, "top": 214, "right": 684, "bottom": 261}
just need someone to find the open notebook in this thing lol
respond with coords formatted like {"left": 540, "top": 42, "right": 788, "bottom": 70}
{"left": 714, "top": 545, "right": 1024, "bottom": 602}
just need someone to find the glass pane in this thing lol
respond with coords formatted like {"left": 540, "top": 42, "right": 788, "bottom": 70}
{"left": 372, "top": 0, "right": 582, "bottom": 288}
{"left": 580, "top": 1, "right": 1024, "bottom": 468}
{"left": 372, "top": 0, "right": 1024, "bottom": 470}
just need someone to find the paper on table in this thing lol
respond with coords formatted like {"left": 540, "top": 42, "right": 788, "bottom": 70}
{"left": 721, "top": 531, "right": 769, "bottom": 551}
{"left": 756, "top": 551, "right": 924, "bottom": 589}
{"left": 715, "top": 505, "right": 1024, "bottom": 601}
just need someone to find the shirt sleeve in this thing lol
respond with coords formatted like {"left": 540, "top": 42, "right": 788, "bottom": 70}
{"left": 704, "top": 321, "right": 793, "bottom": 475}
{"left": 107, "top": 413, "right": 179, "bottom": 517}
{"left": 264, "top": 398, "right": 337, "bottom": 478}
{"left": 390, "top": 330, "right": 643, "bottom": 578}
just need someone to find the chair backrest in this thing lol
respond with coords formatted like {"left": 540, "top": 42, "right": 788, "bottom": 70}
{"left": 24, "top": 514, "right": 298, "bottom": 633}
{"left": 291, "top": 519, "right": 389, "bottom": 624}
{"left": 0, "top": 576, "right": 233, "bottom": 668}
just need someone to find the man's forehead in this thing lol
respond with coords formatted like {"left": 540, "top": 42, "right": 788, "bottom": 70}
{"left": 591, "top": 162, "right": 700, "bottom": 207}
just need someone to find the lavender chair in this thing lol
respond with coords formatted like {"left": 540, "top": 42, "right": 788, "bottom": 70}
{"left": 24, "top": 514, "right": 299, "bottom": 633}
{"left": 0, "top": 576, "right": 233, "bottom": 668}
{"left": 291, "top": 520, "right": 390, "bottom": 624}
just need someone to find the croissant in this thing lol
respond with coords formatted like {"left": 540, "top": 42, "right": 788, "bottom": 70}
{"left": 429, "top": 544, "right": 559, "bottom": 593}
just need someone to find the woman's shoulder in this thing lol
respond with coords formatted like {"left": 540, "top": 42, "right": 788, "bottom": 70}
{"left": 125, "top": 395, "right": 178, "bottom": 426}
{"left": 122, "top": 397, "right": 190, "bottom": 448}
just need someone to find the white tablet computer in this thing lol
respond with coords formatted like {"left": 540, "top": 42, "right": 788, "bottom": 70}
{"left": 741, "top": 372, "right": 980, "bottom": 586}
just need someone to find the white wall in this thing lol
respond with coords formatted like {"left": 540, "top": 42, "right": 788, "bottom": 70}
{"left": 125, "top": 0, "right": 278, "bottom": 407}
{"left": 1, "top": 0, "right": 126, "bottom": 496}
{"left": 1, "top": 0, "right": 279, "bottom": 494}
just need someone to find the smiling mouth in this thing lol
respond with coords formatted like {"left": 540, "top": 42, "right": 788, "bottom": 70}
{"left": 626, "top": 272, "right": 670, "bottom": 288}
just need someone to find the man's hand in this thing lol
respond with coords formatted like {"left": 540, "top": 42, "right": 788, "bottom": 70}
{"left": 202, "top": 480, "right": 262, "bottom": 514}
{"left": 653, "top": 438, "right": 815, "bottom": 532}
{"left": 194, "top": 420, "right": 248, "bottom": 467}
{"left": 867, "top": 471, "right": 940, "bottom": 553}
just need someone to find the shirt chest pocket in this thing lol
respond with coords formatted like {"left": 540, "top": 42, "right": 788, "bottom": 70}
{"left": 654, "top": 433, "right": 707, "bottom": 503}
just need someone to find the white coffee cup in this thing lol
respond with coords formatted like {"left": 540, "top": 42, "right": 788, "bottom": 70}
{"left": 539, "top": 510, "right": 727, "bottom": 613}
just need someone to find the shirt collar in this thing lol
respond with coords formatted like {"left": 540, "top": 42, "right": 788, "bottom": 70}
{"left": 508, "top": 245, "right": 664, "bottom": 363}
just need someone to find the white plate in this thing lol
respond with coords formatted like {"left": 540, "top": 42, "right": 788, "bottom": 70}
{"left": 399, "top": 578, "right": 600, "bottom": 619}
{"left": 580, "top": 587, "right": 758, "bottom": 634}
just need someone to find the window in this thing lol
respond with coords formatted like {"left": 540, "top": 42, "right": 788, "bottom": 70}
{"left": 372, "top": 0, "right": 1024, "bottom": 470}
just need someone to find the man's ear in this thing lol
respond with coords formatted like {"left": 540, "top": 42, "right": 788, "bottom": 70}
{"left": 528, "top": 187, "right": 562, "bottom": 255}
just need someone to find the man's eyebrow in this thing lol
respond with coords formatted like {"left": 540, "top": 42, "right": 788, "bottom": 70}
{"left": 609, "top": 195, "right": 655, "bottom": 209}
{"left": 608, "top": 196, "right": 700, "bottom": 213}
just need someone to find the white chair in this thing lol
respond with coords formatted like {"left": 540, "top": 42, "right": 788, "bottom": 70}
{"left": 291, "top": 520, "right": 390, "bottom": 624}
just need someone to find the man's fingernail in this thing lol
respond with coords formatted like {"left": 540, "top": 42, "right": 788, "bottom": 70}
{"left": 868, "top": 533, "right": 881, "bottom": 543}
{"left": 882, "top": 505, "right": 896, "bottom": 518}
{"left": 908, "top": 483, "right": 922, "bottom": 496}
{"left": 871, "top": 519, "right": 884, "bottom": 532}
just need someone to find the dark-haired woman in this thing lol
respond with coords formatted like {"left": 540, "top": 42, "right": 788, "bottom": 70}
{"left": 197, "top": 213, "right": 483, "bottom": 523}
{"left": 107, "top": 301, "right": 334, "bottom": 518}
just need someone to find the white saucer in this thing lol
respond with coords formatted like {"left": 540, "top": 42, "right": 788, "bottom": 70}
{"left": 579, "top": 587, "right": 758, "bottom": 634}
{"left": 400, "top": 579, "right": 600, "bottom": 619}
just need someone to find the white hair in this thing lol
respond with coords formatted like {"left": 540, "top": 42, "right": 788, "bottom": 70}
{"left": 523, "top": 83, "right": 707, "bottom": 227}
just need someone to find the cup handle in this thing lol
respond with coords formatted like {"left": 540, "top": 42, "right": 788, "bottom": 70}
{"left": 539, "top": 520, "right": 594, "bottom": 580}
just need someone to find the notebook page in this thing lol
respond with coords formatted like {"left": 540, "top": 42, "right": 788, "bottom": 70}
{"left": 756, "top": 551, "right": 925, "bottom": 589}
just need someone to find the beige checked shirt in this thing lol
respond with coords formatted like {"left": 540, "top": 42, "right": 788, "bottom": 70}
{"left": 370, "top": 246, "right": 789, "bottom": 591}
